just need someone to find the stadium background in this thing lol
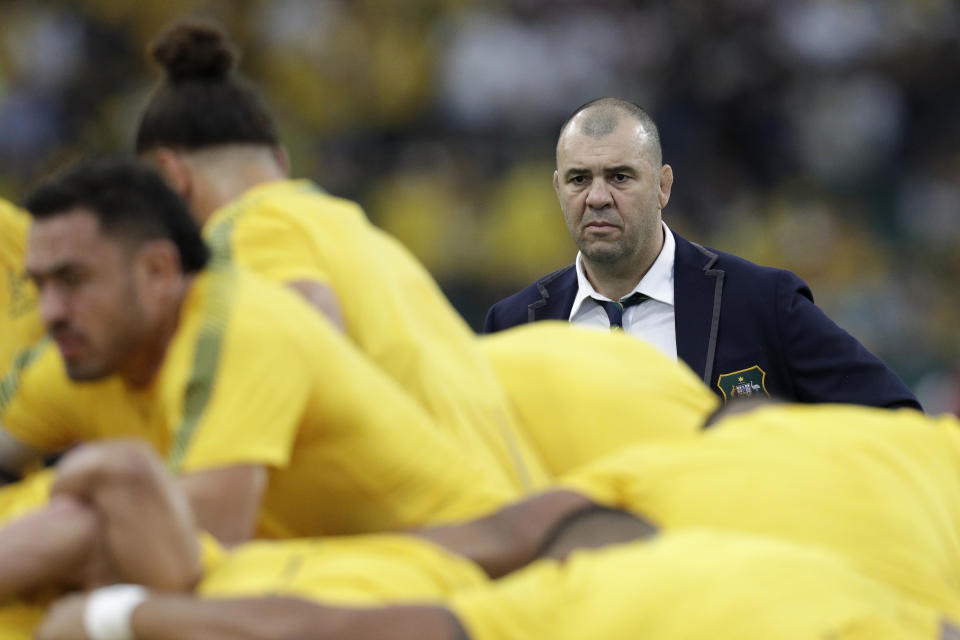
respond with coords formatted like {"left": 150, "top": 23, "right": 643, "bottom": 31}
{"left": 0, "top": 0, "right": 957, "bottom": 413}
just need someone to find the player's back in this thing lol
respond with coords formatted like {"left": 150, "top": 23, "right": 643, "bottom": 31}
{"left": 205, "top": 180, "right": 547, "bottom": 492}
{"left": 564, "top": 404, "right": 960, "bottom": 618}
{"left": 0, "top": 200, "right": 43, "bottom": 375}
{"left": 450, "top": 529, "right": 949, "bottom": 640}
{"left": 480, "top": 322, "right": 718, "bottom": 476}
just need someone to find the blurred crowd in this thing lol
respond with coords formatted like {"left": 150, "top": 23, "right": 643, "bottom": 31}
{"left": 1, "top": 0, "right": 958, "bottom": 413}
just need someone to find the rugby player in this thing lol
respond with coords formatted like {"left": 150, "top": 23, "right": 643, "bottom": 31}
{"left": 0, "top": 158, "right": 517, "bottom": 545}
{"left": 13, "top": 435, "right": 953, "bottom": 640}
{"left": 4, "top": 405, "right": 960, "bottom": 638}
{"left": 133, "top": 19, "right": 546, "bottom": 492}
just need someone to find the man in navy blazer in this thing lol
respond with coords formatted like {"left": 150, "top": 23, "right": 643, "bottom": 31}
{"left": 483, "top": 98, "right": 920, "bottom": 410}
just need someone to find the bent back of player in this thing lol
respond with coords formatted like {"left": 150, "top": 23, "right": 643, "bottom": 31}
{"left": 134, "top": 20, "right": 546, "bottom": 492}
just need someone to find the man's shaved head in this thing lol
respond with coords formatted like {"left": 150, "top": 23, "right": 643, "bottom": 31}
{"left": 558, "top": 97, "right": 662, "bottom": 166}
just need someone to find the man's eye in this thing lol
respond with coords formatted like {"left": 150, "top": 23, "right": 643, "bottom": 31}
{"left": 571, "top": 175, "right": 588, "bottom": 185}
{"left": 60, "top": 272, "right": 82, "bottom": 288}
{"left": 612, "top": 173, "right": 628, "bottom": 183}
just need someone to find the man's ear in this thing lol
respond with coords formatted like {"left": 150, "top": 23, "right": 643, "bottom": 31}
{"left": 658, "top": 164, "right": 674, "bottom": 210}
{"left": 149, "top": 148, "right": 194, "bottom": 202}
{"left": 134, "top": 239, "right": 181, "bottom": 295}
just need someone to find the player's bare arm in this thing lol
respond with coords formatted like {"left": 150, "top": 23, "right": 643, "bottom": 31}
{"left": 0, "top": 440, "right": 201, "bottom": 601}
{"left": 179, "top": 464, "right": 267, "bottom": 547}
{"left": 37, "top": 594, "right": 468, "bottom": 640}
{"left": 53, "top": 440, "right": 202, "bottom": 590}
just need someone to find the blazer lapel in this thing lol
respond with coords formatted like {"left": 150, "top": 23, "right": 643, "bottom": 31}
{"left": 673, "top": 233, "right": 725, "bottom": 385}
{"left": 528, "top": 265, "right": 577, "bottom": 322}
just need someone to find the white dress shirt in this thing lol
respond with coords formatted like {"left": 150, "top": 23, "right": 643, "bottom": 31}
{"left": 568, "top": 221, "right": 678, "bottom": 360}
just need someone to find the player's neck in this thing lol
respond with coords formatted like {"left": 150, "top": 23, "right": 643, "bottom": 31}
{"left": 119, "top": 275, "right": 194, "bottom": 389}
{"left": 189, "top": 148, "right": 288, "bottom": 225}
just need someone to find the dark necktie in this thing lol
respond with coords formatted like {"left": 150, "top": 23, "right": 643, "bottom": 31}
{"left": 596, "top": 292, "right": 649, "bottom": 330}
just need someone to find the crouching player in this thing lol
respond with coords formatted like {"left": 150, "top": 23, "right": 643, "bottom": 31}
{"left": 0, "top": 427, "right": 951, "bottom": 640}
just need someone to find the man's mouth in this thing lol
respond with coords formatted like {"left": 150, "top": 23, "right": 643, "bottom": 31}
{"left": 52, "top": 332, "right": 85, "bottom": 359}
{"left": 585, "top": 221, "right": 618, "bottom": 231}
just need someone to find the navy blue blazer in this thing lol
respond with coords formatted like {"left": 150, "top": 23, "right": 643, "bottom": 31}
{"left": 483, "top": 231, "right": 921, "bottom": 410}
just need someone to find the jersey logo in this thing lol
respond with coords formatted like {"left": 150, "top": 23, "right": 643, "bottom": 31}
{"left": 716, "top": 365, "right": 769, "bottom": 403}
{"left": 6, "top": 267, "right": 36, "bottom": 319}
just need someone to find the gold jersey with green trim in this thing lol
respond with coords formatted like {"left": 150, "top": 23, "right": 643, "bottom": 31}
{"left": 0, "top": 199, "right": 43, "bottom": 377}
{"left": 203, "top": 179, "right": 548, "bottom": 493}
{"left": 0, "top": 469, "right": 54, "bottom": 526}
{"left": 0, "top": 265, "right": 517, "bottom": 538}
{"left": 198, "top": 534, "right": 487, "bottom": 606}
{"left": 479, "top": 322, "right": 718, "bottom": 477}
{"left": 562, "top": 404, "right": 960, "bottom": 619}
{"left": 450, "top": 529, "right": 948, "bottom": 640}
{"left": 0, "top": 601, "right": 44, "bottom": 640}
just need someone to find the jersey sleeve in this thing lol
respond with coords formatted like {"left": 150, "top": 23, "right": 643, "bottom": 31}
{"left": 0, "top": 341, "right": 82, "bottom": 454}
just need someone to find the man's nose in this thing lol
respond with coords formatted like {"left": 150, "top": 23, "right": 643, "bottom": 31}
{"left": 39, "top": 286, "right": 69, "bottom": 329}
{"left": 585, "top": 178, "right": 613, "bottom": 209}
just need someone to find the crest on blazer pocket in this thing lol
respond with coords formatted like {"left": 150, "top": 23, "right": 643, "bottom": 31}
{"left": 717, "top": 365, "right": 769, "bottom": 403}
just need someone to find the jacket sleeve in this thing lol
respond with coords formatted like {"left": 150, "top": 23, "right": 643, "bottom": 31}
{"left": 775, "top": 270, "right": 922, "bottom": 410}
{"left": 482, "top": 303, "right": 501, "bottom": 334}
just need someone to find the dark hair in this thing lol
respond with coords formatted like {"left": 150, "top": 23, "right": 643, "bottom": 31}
{"left": 25, "top": 157, "right": 210, "bottom": 273}
{"left": 135, "top": 19, "right": 279, "bottom": 153}
{"left": 559, "top": 97, "right": 662, "bottom": 165}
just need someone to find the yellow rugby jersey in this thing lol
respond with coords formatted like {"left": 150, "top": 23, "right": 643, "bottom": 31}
{"left": 0, "top": 470, "right": 54, "bottom": 526}
{"left": 0, "top": 266, "right": 515, "bottom": 538}
{"left": 199, "top": 534, "right": 487, "bottom": 606}
{"left": 450, "top": 530, "right": 945, "bottom": 640}
{"left": 203, "top": 180, "right": 548, "bottom": 492}
{"left": 0, "top": 601, "right": 43, "bottom": 640}
{"left": 0, "top": 200, "right": 43, "bottom": 376}
{"left": 480, "top": 322, "right": 718, "bottom": 476}
{"left": 563, "top": 404, "right": 960, "bottom": 619}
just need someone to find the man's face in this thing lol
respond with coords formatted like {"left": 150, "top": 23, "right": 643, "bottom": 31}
{"left": 554, "top": 115, "right": 672, "bottom": 268}
{"left": 26, "top": 208, "right": 150, "bottom": 381}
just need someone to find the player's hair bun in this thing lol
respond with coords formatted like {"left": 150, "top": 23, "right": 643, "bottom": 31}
{"left": 150, "top": 20, "right": 237, "bottom": 83}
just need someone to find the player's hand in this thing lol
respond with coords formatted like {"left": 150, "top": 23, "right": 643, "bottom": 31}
{"left": 35, "top": 592, "right": 89, "bottom": 640}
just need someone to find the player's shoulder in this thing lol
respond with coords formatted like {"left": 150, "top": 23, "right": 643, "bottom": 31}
{"left": 260, "top": 180, "right": 365, "bottom": 221}
{"left": 0, "top": 198, "right": 28, "bottom": 227}
{"left": 187, "top": 265, "right": 318, "bottom": 337}
{"left": 211, "top": 180, "right": 360, "bottom": 228}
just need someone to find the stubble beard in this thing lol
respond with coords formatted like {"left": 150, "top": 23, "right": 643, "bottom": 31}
{"left": 580, "top": 240, "right": 629, "bottom": 266}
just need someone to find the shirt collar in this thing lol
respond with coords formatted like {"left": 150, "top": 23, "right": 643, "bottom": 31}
{"left": 569, "top": 221, "right": 675, "bottom": 319}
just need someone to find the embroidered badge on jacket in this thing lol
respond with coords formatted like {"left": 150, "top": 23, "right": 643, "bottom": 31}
{"left": 717, "top": 365, "right": 769, "bottom": 403}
